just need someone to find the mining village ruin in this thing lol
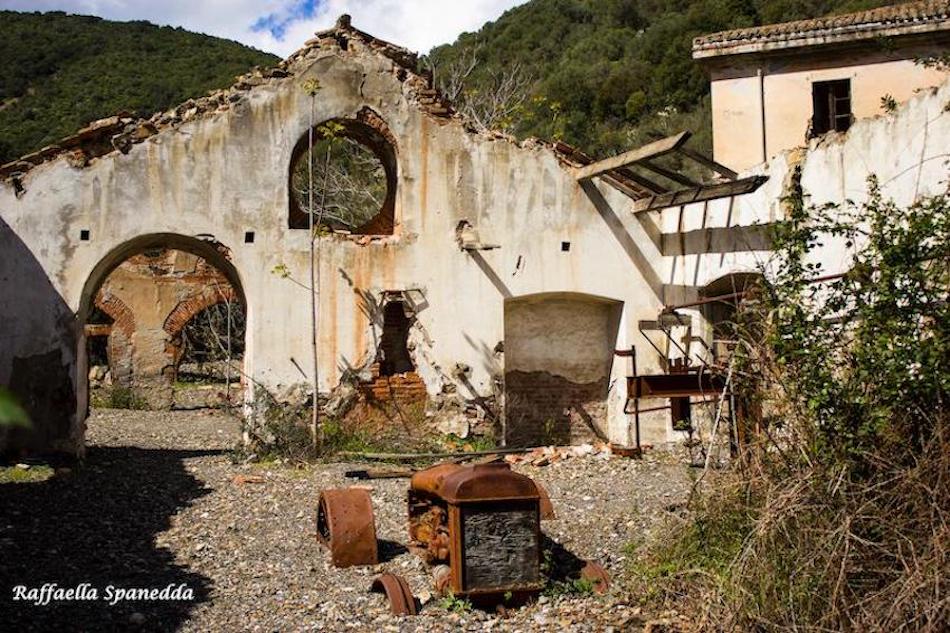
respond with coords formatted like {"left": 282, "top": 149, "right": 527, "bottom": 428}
{"left": 1, "top": 4, "right": 948, "bottom": 458}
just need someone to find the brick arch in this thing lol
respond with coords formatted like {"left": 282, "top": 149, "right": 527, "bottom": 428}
{"left": 163, "top": 286, "right": 239, "bottom": 338}
{"left": 288, "top": 107, "right": 398, "bottom": 234}
{"left": 94, "top": 290, "right": 135, "bottom": 338}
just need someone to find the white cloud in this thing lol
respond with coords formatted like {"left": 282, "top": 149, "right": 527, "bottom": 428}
{"left": 0, "top": 0, "right": 528, "bottom": 57}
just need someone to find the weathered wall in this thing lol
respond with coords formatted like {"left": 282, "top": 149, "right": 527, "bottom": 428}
{"left": 1, "top": 21, "right": 946, "bottom": 456}
{"left": 0, "top": 26, "right": 664, "bottom": 455}
{"left": 646, "top": 77, "right": 950, "bottom": 442}
{"left": 708, "top": 45, "right": 947, "bottom": 171}
{"left": 0, "top": 219, "right": 81, "bottom": 455}
{"left": 504, "top": 293, "right": 621, "bottom": 446}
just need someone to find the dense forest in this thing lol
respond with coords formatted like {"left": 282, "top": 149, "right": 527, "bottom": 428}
{"left": 427, "top": 0, "right": 893, "bottom": 155}
{"left": 0, "top": 11, "right": 278, "bottom": 164}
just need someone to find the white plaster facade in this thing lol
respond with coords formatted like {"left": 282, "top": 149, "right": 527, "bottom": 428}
{"left": 1, "top": 20, "right": 947, "bottom": 456}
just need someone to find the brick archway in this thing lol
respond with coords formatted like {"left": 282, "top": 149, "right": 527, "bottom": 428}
{"left": 163, "top": 286, "right": 239, "bottom": 338}
{"left": 94, "top": 290, "right": 135, "bottom": 338}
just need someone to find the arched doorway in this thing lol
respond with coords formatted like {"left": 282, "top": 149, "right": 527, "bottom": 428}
{"left": 700, "top": 272, "right": 763, "bottom": 365}
{"left": 503, "top": 293, "right": 623, "bottom": 447}
{"left": 78, "top": 234, "right": 247, "bottom": 415}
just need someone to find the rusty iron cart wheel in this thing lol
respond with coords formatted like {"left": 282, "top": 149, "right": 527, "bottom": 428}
{"left": 580, "top": 560, "right": 610, "bottom": 594}
{"left": 316, "top": 488, "right": 379, "bottom": 568}
{"left": 371, "top": 573, "right": 418, "bottom": 615}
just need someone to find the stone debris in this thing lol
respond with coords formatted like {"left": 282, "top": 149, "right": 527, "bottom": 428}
{"left": 504, "top": 442, "right": 614, "bottom": 467}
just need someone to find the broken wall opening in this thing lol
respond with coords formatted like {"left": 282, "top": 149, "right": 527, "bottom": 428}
{"left": 700, "top": 272, "right": 762, "bottom": 365}
{"left": 288, "top": 110, "right": 397, "bottom": 234}
{"left": 79, "top": 236, "right": 246, "bottom": 412}
{"left": 379, "top": 301, "right": 414, "bottom": 376}
{"left": 503, "top": 293, "right": 623, "bottom": 447}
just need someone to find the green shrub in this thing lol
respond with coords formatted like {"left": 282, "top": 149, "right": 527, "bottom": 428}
{"left": 630, "top": 182, "right": 949, "bottom": 631}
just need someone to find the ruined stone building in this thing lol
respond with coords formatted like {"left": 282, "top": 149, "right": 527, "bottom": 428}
{"left": 694, "top": 0, "right": 950, "bottom": 170}
{"left": 87, "top": 247, "right": 241, "bottom": 409}
{"left": 1, "top": 8, "right": 948, "bottom": 457}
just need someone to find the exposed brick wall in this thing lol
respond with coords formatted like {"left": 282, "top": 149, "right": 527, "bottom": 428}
{"left": 504, "top": 370, "right": 607, "bottom": 447}
{"left": 361, "top": 363, "right": 427, "bottom": 403}
{"left": 94, "top": 291, "right": 134, "bottom": 338}
{"left": 90, "top": 248, "right": 240, "bottom": 398}
{"left": 163, "top": 286, "right": 238, "bottom": 337}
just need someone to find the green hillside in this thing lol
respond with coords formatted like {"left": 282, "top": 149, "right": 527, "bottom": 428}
{"left": 0, "top": 11, "right": 279, "bottom": 164}
{"left": 426, "top": 0, "right": 893, "bottom": 156}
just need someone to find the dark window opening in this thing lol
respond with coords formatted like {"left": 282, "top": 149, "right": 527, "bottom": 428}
{"left": 561, "top": 241, "right": 571, "bottom": 252}
{"left": 379, "top": 301, "right": 414, "bottom": 376}
{"left": 244, "top": 231, "right": 255, "bottom": 244}
{"left": 88, "top": 305, "right": 113, "bottom": 325}
{"left": 701, "top": 273, "right": 762, "bottom": 365}
{"left": 88, "top": 335, "right": 110, "bottom": 367}
{"left": 811, "top": 79, "right": 852, "bottom": 137}
{"left": 80, "top": 229, "right": 90, "bottom": 241}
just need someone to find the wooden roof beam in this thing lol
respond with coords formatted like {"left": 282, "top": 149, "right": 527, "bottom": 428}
{"left": 637, "top": 159, "right": 701, "bottom": 188}
{"left": 678, "top": 146, "right": 738, "bottom": 180}
{"left": 575, "top": 131, "right": 691, "bottom": 181}
{"left": 633, "top": 176, "right": 768, "bottom": 213}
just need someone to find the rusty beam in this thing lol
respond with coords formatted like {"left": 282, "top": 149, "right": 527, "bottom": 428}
{"left": 629, "top": 373, "right": 726, "bottom": 398}
{"left": 84, "top": 323, "right": 112, "bottom": 337}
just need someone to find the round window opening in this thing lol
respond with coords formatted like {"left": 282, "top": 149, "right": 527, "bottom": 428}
{"left": 289, "top": 119, "right": 396, "bottom": 234}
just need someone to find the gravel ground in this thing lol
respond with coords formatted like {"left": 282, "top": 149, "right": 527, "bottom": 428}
{"left": 1, "top": 409, "right": 692, "bottom": 632}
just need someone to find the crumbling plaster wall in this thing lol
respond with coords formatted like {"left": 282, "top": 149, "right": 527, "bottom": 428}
{"left": 8, "top": 26, "right": 939, "bottom": 456}
{"left": 0, "top": 34, "right": 669, "bottom": 455}
{"left": 664, "top": 77, "right": 949, "bottom": 300}
{"left": 706, "top": 39, "right": 950, "bottom": 172}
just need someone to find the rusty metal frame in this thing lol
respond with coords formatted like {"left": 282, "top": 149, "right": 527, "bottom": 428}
{"left": 408, "top": 462, "right": 544, "bottom": 604}
{"left": 580, "top": 560, "right": 611, "bottom": 595}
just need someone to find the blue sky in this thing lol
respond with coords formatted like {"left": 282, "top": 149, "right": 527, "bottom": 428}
{"left": 252, "top": 0, "right": 321, "bottom": 41}
{"left": 0, "top": 0, "right": 528, "bottom": 57}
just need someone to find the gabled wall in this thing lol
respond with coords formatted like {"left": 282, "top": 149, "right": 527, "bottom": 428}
{"left": 0, "top": 27, "right": 671, "bottom": 454}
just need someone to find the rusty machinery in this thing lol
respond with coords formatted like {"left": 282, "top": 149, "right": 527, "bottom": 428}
{"left": 316, "top": 461, "right": 606, "bottom": 615}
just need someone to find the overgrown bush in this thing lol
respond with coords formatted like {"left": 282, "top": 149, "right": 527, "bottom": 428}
{"left": 629, "top": 180, "right": 949, "bottom": 631}
{"left": 246, "top": 386, "right": 444, "bottom": 463}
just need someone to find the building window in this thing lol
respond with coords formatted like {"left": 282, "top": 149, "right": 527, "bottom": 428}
{"left": 811, "top": 79, "right": 852, "bottom": 136}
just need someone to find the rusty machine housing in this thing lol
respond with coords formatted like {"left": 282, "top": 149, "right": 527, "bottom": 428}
{"left": 408, "top": 462, "right": 543, "bottom": 603}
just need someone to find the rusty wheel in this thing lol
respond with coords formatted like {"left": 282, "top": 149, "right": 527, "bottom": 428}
{"left": 316, "top": 488, "right": 379, "bottom": 568}
{"left": 580, "top": 560, "right": 610, "bottom": 594}
{"left": 371, "top": 573, "right": 418, "bottom": 615}
{"left": 536, "top": 482, "right": 556, "bottom": 520}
